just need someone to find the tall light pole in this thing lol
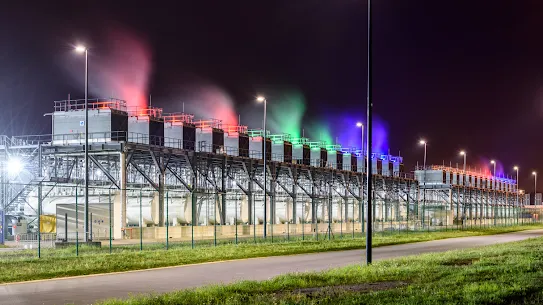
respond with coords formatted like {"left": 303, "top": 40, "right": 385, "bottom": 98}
{"left": 356, "top": 122, "right": 364, "bottom": 155}
{"left": 533, "top": 171, "right": 537, "bottom": 205}
{"left": 365, "top": 0, "right": 373, "bottom": 265}
{"left": 256, "top": 96, "right": 267, "bottom": 238}
{"left": 459, "top": 150, "right": 467, "bottom": 227}
{"left": 514, "top": 166, "right": 519, "bottom": 224}
{"left": 491, "top": 160, "right": 497, "bottom": 225}
{"left": 459, "top": 151, "right": 466, "bottom": 172}
{"left": 75, "top": 45, "right": 90, "bottom": 242}
{"left": 419, "top": 140, "right": 427, "bottom": 230}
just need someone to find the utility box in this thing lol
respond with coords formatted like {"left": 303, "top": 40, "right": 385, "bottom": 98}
{"left": 128, "top": 107, "right": 164, "bottom": 146}
{"left": 195, "top": 119, "right": 224, "bottom": 153}
{"left": 163, "top": 113, "right": 196, "bottom": 150}
{"left": 52, "top": 98, "right": 128, "bottom": 145}
{"left": 223, "top": 125, "right": 249, "bottom": 157}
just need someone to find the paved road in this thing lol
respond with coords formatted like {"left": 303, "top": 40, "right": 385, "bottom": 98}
{"left": 2, "top": 229, "right": 542, "bottom": 305}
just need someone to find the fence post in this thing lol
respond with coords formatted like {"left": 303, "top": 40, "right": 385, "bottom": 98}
{"left": 76, "top": 187, "right": 79, "bottom": 256}
{"left": 166, "top": 191, "right": 169, "bottom": 250}
{"left": 109, "top": 188, "right": 112, "bottom": 254}
{"left": 38, "top": 182, "right": 42, "bottom": 259}
{"left": 139, "top": 190, "right": 143, "bottom": 251}
{"left": 64, "top": 213, "right": 68, "bottom": 242}
{"left": 235, "top": 195, "right": 238, "bottom": 245}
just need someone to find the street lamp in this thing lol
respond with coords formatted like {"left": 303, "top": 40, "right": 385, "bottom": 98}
{"left": 533, "top": 171, "right": 537, "bottom": 205}
{"left": 75, "top": 45, "right": 90, "bottom": 241}
{"left": 514, "top": 166, "right": 519, "bottom": 224}
{"left": 356, "top": 122, "right": 364, "bottom": 155}
{"left": 514, "top": 166, "right": 519, "bottom": 204}
{"left": 6, "top": 158, "right": 24, "bottom": 177}
{"left": 459, "top": 151, "right": 466, "bottom": 172}
{"left": 419, "top": 140, "right": 427, "bottom": 230}
{"left": 256, "top": 96, "right": 267, "bottom": 238}
{"left": 491, "top": 160, "right": 497, "bottom": 224}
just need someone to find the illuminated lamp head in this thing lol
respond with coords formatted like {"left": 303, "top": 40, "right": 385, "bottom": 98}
{"left": 6, "top": 158, "right": 23, "bottom": 176}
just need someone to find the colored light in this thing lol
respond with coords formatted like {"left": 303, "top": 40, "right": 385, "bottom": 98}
{"left": 267, "top": 91, "right": 306, "bottom": 139}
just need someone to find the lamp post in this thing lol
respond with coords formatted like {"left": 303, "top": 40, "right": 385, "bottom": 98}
{"left": 491, "top": 160, "right": 497, "bottom": 225}
{"left": 75, "top": 45, "right": 90, "bottom": 242}
{"left": 356, "top": 122, "right": 364, "bottom": 155}
{"left": 419, "top": 140, "right": 427, "bottom": 230}
{"left": 514, "top": 166, "right": 519, "bottom": 224}
{"left": 365, "top": 0, "right": 373, "bottom": 265}
{"left": 459, "top": 151, "right": 466, "bottom": 172}
{"left": 256, "top": 96, "right": 267, "bottom": 238}
{"left": 533, "top": 171, "right": 537, "bottom": 205}
{"left": 459, "top": 151, "right": 466, "bottom": 227}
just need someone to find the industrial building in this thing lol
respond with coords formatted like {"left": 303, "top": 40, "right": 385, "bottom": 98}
{"left": 0, "top": 98, "right": 523, "bottom": 243}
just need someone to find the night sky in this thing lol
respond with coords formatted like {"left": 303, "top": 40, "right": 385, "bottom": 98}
{"left": 1, "top": 1, "right": 542, "bottom": 190}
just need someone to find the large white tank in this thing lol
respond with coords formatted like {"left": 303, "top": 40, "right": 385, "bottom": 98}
{"left": 125, "top": 192, "right": 158, "bottom": 225}
{"left": 25, "top": 188, "right": 113, "bottom": 216}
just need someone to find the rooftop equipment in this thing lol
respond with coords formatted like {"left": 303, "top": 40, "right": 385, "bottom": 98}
{"left": 163, "top": 112, "right": 196, "bottom": 150}
{"left": 52, "top": 98, "right": 128, "bottom": 145}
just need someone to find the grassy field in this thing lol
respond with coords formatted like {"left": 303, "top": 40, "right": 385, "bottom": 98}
{"left": 99, "top": 233, "right": 543, "bottom": 305}
{"left": 0, "top": 224, "right": 541, "bottom": 284}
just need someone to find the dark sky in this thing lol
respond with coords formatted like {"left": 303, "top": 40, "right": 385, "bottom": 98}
{"left": 1, "top": 1, "right": 542, "bottom": 190}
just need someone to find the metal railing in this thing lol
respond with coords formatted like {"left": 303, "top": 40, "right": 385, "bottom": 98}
{"left": 54, "top": 98, "right": 127, "bottom": 112}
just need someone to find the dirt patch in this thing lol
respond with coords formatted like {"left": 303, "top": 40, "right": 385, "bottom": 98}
{"left": 278, "top": 281, "right": 407, "bottom": 298}
{"left": 441, "top": 258, "right": 479, "bottom": 266}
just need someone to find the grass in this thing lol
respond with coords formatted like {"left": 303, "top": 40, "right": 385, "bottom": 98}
{"left": 99, "top": 232, "right": 543, "bottom": 305}
{"left": 0, "top": 224, "right": 541, "bottom": 284}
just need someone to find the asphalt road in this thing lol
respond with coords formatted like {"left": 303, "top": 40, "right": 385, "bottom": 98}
{"left": 2, "top": 229, "right": 542, "bottom": 305}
